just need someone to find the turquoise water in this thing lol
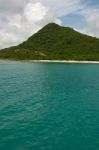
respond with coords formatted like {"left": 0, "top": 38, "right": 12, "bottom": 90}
{"left": 0, "top": 61, "right": 99, "bottom": 150}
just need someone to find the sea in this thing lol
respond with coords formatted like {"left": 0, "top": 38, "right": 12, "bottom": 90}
{"left": 0, "top": 61, "right": 99, "bottom": 150}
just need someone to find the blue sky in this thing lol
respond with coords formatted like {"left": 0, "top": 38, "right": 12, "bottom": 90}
{"left": 60, "top": 14, "right": 86, "bottom": 29}
{"left": 0, "top": 0, "right": 99, "bottom": 49}
{"left": 61, "top": 0, "right": 99, "bottom": 29}
{"left": 84, "top": 0, "right": 99, "bottom": 7}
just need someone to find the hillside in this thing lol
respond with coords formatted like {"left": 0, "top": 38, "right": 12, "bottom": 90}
{"left": 0, "top": 23, "right": 99, "bottom": 60}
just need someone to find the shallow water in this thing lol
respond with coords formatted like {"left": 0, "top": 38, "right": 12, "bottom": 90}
{"left": 0, "top": 61, "right": 99, "bottom": 150}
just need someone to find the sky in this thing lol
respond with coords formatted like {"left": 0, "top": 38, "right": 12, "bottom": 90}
{"left": 0, "top": 0, "right": 99, "bottom": 49}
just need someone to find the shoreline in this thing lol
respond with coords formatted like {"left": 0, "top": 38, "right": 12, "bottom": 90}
{"left": 29, "top": 60, "right": 99, "bottom": 64}
{"left": 1, "top": 59, "right": 99, "bottom": 64}
{"left": 28, "top": 60, "right": 99, "bottom": 64}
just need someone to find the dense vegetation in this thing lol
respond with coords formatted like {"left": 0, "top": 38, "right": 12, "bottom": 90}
{"left": 0, "top": 23, "right": 99, "bottom": 60}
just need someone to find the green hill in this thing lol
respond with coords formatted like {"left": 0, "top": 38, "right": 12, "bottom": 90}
{"left": 0, "top": 23, "right": 99, "bottom": 60}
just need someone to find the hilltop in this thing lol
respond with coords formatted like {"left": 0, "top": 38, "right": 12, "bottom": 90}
{"left": 0, "top": 23, "right": 99, "bottom": 60}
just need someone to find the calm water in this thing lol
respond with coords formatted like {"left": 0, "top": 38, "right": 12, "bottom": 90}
{"left": 0, "top": 61, "right": 99, "bottom": 150}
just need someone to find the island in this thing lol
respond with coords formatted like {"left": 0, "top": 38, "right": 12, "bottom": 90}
{"left": 0, "top": 23, "right": 99, "bottom": 61}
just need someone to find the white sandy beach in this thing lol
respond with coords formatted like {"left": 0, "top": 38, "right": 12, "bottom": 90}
{"left": 1, "top": 59, "right": 99, "bottom": 63}
{"left": 29, "top": 60, "right": 99, "bottom": 64}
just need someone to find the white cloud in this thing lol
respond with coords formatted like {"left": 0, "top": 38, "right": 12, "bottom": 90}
{"left": 0, "top": 0, "right": 28, "bottom": 14}
{"left": 24, "top": 2, "right": 48, "bottom": 22}
{"left": 0, "top": 1, "right": 58, "bottom": 49}
{"left": 82, "top": 10, "right": 99, "bottom": 37}
{"left": 38, "top": 0, "right": 82, "bottom": 16}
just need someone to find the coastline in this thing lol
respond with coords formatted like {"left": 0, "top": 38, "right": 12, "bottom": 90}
{"left": 1, "top": 59, "right": 99, "bottom": 63}
{"left": 29, "top": 60, "right": 99, "bottom": 64}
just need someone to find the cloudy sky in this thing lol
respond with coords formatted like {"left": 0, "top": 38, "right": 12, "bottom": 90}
{"left": 0, "top": 0, "right": 99, "bottom": 49}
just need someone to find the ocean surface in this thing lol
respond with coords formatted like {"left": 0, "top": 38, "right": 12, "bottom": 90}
{"left": 0, "top": 61, "right": 99, "bottom": 150}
